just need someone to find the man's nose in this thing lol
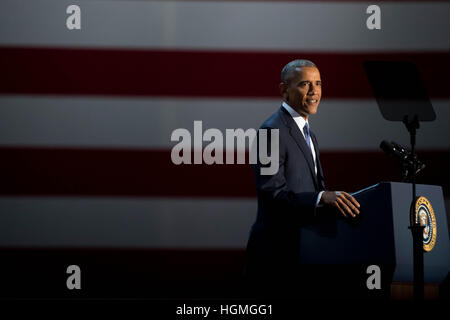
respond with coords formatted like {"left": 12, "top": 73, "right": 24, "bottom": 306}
{"left": 308, "top": 84, "right": 318, "bottom": 95}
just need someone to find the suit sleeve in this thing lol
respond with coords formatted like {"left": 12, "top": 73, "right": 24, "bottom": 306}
{"left": 252, "top": 126, "right": 319, "bottom": 225}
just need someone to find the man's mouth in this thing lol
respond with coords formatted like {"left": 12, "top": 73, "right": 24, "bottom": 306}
{"left": 306, "top": 99, "right": 319, "bottom": 103}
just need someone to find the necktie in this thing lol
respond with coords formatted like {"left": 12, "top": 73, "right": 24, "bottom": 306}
{"left": 303, "top": 122, "right": 317, "bottom": 175}
{"left": 303, "top": 122, "right": 312, "bottom": 151}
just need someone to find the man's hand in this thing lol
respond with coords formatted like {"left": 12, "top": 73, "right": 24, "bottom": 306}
{"left": 320, "top": 191, "right": 360, "bottom": 218}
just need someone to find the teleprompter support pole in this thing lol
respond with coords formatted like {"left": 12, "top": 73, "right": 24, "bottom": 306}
{"left": 404, "top": 115, "right": 424, "bottom": 300}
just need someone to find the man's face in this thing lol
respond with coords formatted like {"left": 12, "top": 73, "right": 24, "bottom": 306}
{"left": 280, "top": 66, "right": 322, "bottom": 119}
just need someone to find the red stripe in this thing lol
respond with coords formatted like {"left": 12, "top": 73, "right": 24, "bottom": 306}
{"left": 1, "top": 47, "right": 449, "bottom": 98}
{"left": 1, "top": 147, "right": 449, "bottom": 197}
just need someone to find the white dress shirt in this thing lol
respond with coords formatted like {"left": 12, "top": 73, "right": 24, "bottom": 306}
{"left": 282, "top": 101, "right": 324, "bottom": 206}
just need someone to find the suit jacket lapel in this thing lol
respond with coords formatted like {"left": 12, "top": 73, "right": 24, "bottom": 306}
{"left": 279, "top": 107, "right": 319, "bottom": 190}
{"left": 311, "top": 131, "right": 325, "bottom": 191}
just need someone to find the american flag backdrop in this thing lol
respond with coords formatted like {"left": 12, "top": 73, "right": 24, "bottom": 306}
{"left": 0, "top": 0, "right": 450, "bottom": 299}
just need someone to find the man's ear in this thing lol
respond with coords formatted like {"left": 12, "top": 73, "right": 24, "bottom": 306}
{"left": 279, "top": 82, "right": 287, "bottom": 99}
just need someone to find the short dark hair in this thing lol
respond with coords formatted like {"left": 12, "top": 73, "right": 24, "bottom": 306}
{"left": 281, "top": 59, "right": 317, "bottom": 84}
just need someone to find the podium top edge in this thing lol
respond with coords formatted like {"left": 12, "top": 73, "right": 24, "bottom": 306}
{"left": 351, "top": 183, "right": 380, "bottom": 196}
{"left": 351, "top": 182, "right": 443, "bottom": 197}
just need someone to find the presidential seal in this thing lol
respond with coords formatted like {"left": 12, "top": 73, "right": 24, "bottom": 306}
{"left": 413, "top": 196, "right": 437, "bottom": 252}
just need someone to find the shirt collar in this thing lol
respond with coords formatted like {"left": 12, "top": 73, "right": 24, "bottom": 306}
{"left": 282, "top": 101, "right": 308, "bottom": 129}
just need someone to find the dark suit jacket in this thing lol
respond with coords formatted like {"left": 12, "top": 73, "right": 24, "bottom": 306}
{"left": 244, "top": 105, "right": 326, "bottom": 294}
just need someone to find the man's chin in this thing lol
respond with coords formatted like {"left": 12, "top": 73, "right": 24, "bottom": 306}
{"left": 307, "top": 106, "right": 319, "bottom": 115}
{"left": 301, "top": 102, "right": 319, "bottom": 114}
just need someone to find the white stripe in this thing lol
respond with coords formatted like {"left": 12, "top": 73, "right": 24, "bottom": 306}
{"left": 0, "top": 196, "right": 256, "bottom": 248}
{"left": 1, "top": 196, "right": 448, "bottom": 248}
{"left": 1, "top": 96, "right": 449, "bottom": 150}
{"left": 1, "top": 1, "right": 449, "bottom": 51}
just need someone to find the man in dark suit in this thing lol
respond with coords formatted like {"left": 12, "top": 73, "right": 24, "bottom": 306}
{"left": 244, "top": 59, "right": 361, "bottom": 298}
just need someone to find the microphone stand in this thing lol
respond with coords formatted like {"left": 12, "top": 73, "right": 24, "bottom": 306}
{"left": 403, "top": 114, "right": 424, "bottom": 300}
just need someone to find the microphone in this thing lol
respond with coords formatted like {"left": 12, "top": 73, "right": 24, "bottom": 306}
{"left": 380, "top": 140, "right": 409, "bottom": 162}
{"left": 380, "top": 140, "right": 425, "bottom": 175}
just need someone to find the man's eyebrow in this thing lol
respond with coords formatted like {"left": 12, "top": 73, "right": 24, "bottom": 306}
{"left": 297, "top": 80, "right": 322, "bottom": 85}
{"left": 297, "top": 80, "right": 311, "bottom": 84}
{"left": 299, "top": 80, "right": 321, "bottom": 83}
